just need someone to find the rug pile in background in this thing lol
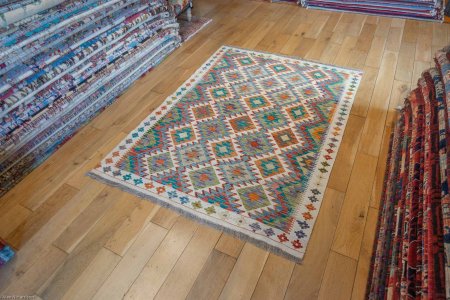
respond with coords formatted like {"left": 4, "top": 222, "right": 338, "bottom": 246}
{"left": 367, "top": 47, "right": 450, "bottom": 298}
{"left": 89, "top": 45, "right": 362, "bottom": 261}
{"left": 302, "top": 0, "right": 443, "bottom": 21}
{"left": 0, "top": 0, "right": 182, "bottom": 196}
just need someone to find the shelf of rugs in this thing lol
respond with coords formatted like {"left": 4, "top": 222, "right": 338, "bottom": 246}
{"left": 367, "top": 46, "right": 450, "bottom": 298}
{"left": 249, "top": 0, "right": 443, "bottom": 21}
{"left": 301, "top": 0, "right": 443, "bottom": 21}
{"left": 0, "top": 0, "right": 181, "bottom": 196}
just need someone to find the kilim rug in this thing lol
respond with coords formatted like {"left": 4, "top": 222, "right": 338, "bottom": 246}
{"left": 89, "top": 46, "right": 362, "bottom": 261}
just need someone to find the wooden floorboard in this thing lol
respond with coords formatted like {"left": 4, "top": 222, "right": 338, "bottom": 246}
{"left": 1, "top": 0, "right": 449, "bottom": 299}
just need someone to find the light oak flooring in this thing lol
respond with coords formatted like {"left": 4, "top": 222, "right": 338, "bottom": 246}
{"left": 1, "top": 1, "right": 449, "bottom": 299}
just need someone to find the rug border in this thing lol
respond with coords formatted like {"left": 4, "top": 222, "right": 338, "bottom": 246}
{"left": 87, "top": 170, "right": 303, "bottom": 262}
{"left": 88, "top": 45, "right": 363, "bottom": 262}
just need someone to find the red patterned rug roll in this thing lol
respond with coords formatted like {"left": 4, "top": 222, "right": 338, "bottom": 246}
{"left": 367, "top": 48, "right": 450, "bottom": 299}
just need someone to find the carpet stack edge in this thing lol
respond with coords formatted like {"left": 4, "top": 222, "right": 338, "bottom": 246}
{"left": 367, "top": 46, "right": 450, "bottom": 299}
{"left": 302, "top": 0, "right": 443, "bottom": 21}
{"left": 0, "top": 0, "right": 182, "bottom": 197}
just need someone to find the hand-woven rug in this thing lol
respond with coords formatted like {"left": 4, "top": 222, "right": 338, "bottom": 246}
{"left": 89, "top": 46, "right": 362, "bottom": 261}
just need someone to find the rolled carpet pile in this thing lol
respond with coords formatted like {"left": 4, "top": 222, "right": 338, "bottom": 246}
{"left": 367, "top": 47, "right": 450, "bottom": 298}
{"left": 302, "top": 0, "right": 443, "bottom": 21}
{"left": 0, "top": 0, "right": 182, "bottom": 196}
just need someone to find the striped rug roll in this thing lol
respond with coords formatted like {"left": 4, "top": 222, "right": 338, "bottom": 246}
{"left": 367, "top": 47, "right": 450, "bottom": 299}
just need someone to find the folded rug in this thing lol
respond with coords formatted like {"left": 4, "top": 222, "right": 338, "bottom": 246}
{"left": 89, "top": 45, "right": 362, "bottom": 261}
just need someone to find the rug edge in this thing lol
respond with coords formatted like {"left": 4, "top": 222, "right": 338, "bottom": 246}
{"left": 87, "top": 169, "right": 303, "bottom": 263}
{"left": 222, "top": 45, "right": 365, "bottom": 73}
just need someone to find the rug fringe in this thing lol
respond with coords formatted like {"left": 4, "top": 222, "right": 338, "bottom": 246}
{"left": 87, "top": 170, "right": 303, "bottom": 263}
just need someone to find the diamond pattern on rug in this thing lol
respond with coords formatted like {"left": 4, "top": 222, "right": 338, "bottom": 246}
{"left": 146, "top": 152, "right": 174, "bottom": 174}
{"left": 254, "top": 108, "right": 289, "bottom": 130}
{"left": 91, "top": 46, "right": 362, "bottom": 261}
{"left": 214, "top": 98, "right": 248, "bottom": 116}
{"left": 195, "top": 118, "right": 230, "bottom": 140}
{"left": 189, "top": 166, "right": 220, "bottom": 190}
{"left": 211, "top": 139, "right": 238, "bottom": 159}
{"left": 255, "top": 155, "right": 286, "bottom": 178}
{"left": 286, "top": 104, "right": 310, "bottom": 121}
{"left": 229, "top": 116, "right": 256, "bottom": 133}
{"left": 173, "top": 143, "right": 210, "bottom": 168}
{"left": 236, "top": 131, "right": 274, "bottom": 157}
{"left": 237, "top": 185, "right": 271, "bottom": 211}
{"left": 192, "top": 104, "right": 216, "bottom": 120}
{"left": 272, "top": 128, "right": 300, "bottom": 148}
{"left": 170, "top": 126, "right": 197, "bottom": 145}
{"left": 244, "top": 95, "right": 271, "bottom": 110}
{"left": 217, "top": 159, "right": 259, "bottom": 185}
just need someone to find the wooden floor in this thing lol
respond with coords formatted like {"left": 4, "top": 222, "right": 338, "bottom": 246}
{"left": 1, "top": 1, "right": 449, "bottom": 299}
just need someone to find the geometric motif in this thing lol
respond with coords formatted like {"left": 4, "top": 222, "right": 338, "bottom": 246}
{"left": 254, "top": 108, "right": 288, "bottom": 130}
{"left": 237, "top": 185, "right": 271, "bottom": 211}
{"left": 170, "top": 126, "right": 196, "bottom": 145}
{"left": 255, "top": 156, "right": 285, "bottom": 178}
{"left": 209, "top": 87, "right": 231, "bottom": 100}
{"left": 259, "top": 77, "right": 283, "bottom": 91}
{"left": 192, "top": 104, "right": 215, "bottom": 120}
{"left": 174, "top": 143, "right": 209, "bottom": 168}
{"left": 147, "top": 152, "right": 174, "bottom": 174}
{"left": 229, "top": 116, "right": 256, "bottom": 133}
{"left": 244, "top": 65, "right": 270, "bottom": 79}
{"left": 211, "top": 140, "right": 238, "bottom": 159}
{"left": 299, "top": 85, "right": 319, "bottom": 99}
{"left": 270, "top": 89, "right": 299, "bottom": 106}
{"left": 270, "top": 64, "right": 292, "bottom": 73}
{"left": 238, "top": 57, "right": 255, "bottom": 66}
{"left": 223, "top": 70, "right": 245, "bottom": 83}
{"left": 218, "top": 159, "right": 259, "bottom": 185}
{"left": 286, "top": 105, "right": 309, "bottom": 121}
{"left": 214, "top": 98, "right": 247, "bottom": 116}
{"left": 189, "top": 166, "right": 220, "bottom": 190}
{"left": 232, "top": 80, "right": 259, "bottom": 96}
{"left": 308, "top": 69, "right": 328, "bottom": 81}
{"left": 272, "top": 128, "right": 299, "bottom": 148}
{"left": 91, "top": 46, "right": 363, "bottom": 261}
{"left": 237, "top": 131, "right": 274, "bottom": 157}
{"left": 195, "top": 118, "right": 230, "bottom": 140}
{"left": 244, "top": 95, "right": 271, "bottom": 110}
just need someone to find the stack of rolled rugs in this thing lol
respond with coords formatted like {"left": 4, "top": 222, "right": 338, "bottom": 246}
{"left": 301, "top": 0, "right": 443, "bottom": 21}
{"left": 367, "top": 47, "right": 450, "bottom": 298}
{"left": 0, "top": 0, "right": 182, "bottom": 197}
